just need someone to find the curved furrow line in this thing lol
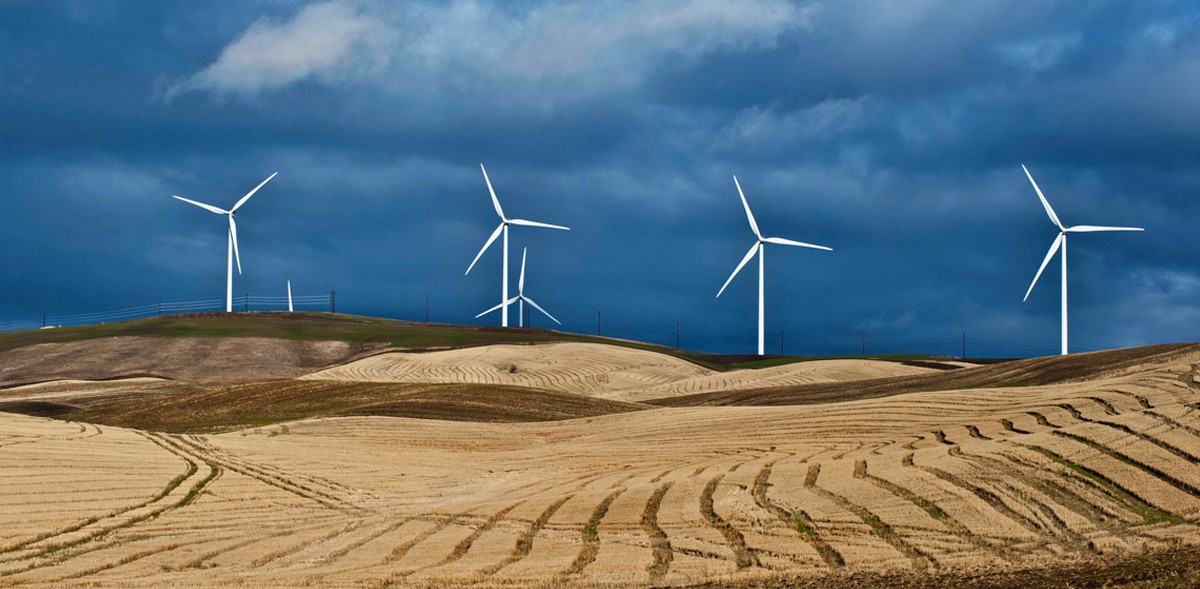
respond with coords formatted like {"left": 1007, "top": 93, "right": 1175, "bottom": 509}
{"left": 1049, "top": 429, "right": 1200, "bottom": 499}
{"left": 381, "top": 512, "right": 466, "bottom": 567}
{"left": 853, "top": 459, "right": 1016, "bottom": 562}
{"left": 750, "top": 459, "right": 842, "bottom": 568}
{"left": 1059, "top": 401, "right": 1200, "bottom": 467}
{"left": 250, "top": 520, "right": 361, "bottom": 569}
{"left": 0, "top": 431, "right": 198, "bottom": 563}
{"left": 562, "top": 488, "right": 624, "bottom": 576}
{"left": 803, "top": 463, "right": 933, "bottom": 571}
{"left": 172, "top": 437, "right": 349, "bottom": 511}
{"left": 186, "top": 434, "right": 363, "bottom": 498}
{"left": 1144, "top": 409, "right": 1200, "bottom": 439}
{"left": 640, "top": 482, "right": 673, "bottom": 582}
{"left": 0, "top": 433, "right": 220, "bottom": 578}
{"left": 478, "top": 495, "right": 573, "bottom": 577}
{"left": 902, "top": 452, "right": 1051, "bottom": 548}
{"left": 958, "top": 449, "right": 1130, "bottom": 544}
{"left": 1014, "top": 442, "right": 1185, "bottom": 525}
{"left": 967, "top": 425, "right": 991, "bottom": 440}
{"left": 41, "top": 538, "right": 206, "bottom": 584}
{"left": 435, "top": 502, "right": 523, "bottom": 568}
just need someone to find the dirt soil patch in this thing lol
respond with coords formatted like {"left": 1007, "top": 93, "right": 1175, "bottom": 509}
{"left": 65, "top": 380, "right": 649, "bottom": 433}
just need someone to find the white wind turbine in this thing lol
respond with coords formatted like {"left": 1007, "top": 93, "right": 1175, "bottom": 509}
{"left": 476, "top": 247, "right": 560, "bottom": 327}
{"left": 173, "top": 173, "right": 277, "bottom": 313}
{"left": 717, "top": 176, "right": 831, "bottom": 356}
{"left": 1021, "top": 164, "right": 1143, "bottom": 356}
{"left": 466, "top": 164, "right": 569, "bottom": 326}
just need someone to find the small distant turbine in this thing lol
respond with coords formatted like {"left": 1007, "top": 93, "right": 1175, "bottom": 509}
{"left": 717, "top": 176, "right": 831, "bottom": 356}
{"left": 477, "top": 247, "right": 560, "bottom": 327}
{"left": 466, "top": 164, "right": 569, "bottom": 327}
{"left": 1020, "top": 164, "right": 1143, "bottom": 356}
{"left": 173, "top": 173, "right": 277, "bottom": 313}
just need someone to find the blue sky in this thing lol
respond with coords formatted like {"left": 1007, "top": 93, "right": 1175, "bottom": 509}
{"left": 2, "top": 1, "right": 1198, "bottom": 356}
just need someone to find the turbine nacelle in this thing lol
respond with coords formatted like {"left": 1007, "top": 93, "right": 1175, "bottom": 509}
{"left": 716, "top": 176, "right": 831, "bottom": 299}
{"left": 465, "top": 164, "right": 570, "bottom": 277}
{"left": 1020, "top": 164, "right": 1144, "bottom": 355}
{"left": 716, "top": 176, "right": 831, "bottom": 356}
{"left": 475, "top": 247, "right": 561, "bottom": 325}
{"left": 172, "top": 172, "right": 277, "bottom": 312}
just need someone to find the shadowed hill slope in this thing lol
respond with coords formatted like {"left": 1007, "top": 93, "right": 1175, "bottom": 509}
{"left": 63, "top": 380, "right": 649, "bottom": 433}
{"left": 648, "top": 343, "right": 1200, "bottom": 407}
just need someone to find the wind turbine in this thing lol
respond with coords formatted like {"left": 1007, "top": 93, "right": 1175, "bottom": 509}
{"left": 1021, "top": 164, "right": 1143, "bottom": 355}
{"left": 476, "top": 247, "right": 560, "bottom": 327}
{"left": 173, "top": 172, "right": 277, "bottom": 313}
{"left": 465, "top": 164, "right": 569, "bottom": 326}
{"left": 717, "top": 176, "right": 831, "bottom": 356}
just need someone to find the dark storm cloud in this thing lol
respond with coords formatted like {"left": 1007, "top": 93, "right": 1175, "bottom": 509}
{"left": 1, "top": 0, "right": 1198, "bottom": 356}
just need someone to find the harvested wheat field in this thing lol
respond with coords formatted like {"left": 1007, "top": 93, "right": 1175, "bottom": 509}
{"left": 2, "top": 323, "right": 1200, "bottom": 587}
{"left": 303, "top": 343, "right": 939, "bottom": 402}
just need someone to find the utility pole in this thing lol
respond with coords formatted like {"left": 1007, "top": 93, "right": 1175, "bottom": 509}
{"left": 861, "top": 332, "right": 867, "bottom": 355}
{"left": 330, "top": 289, "right": 336, "bottom": 314}
{"left": 42, "top": 313, "right": 46, "bottom": 328}
{"left": 780, "top": 330, "right": 785, "bottom": 355}
{"left": 425, "top": 298, "right": 429, "bottom": 323}
{"left": 596, "top": 311, "right": 601, "bottom": 336}
{"left": 244, "top": 292, "right": 249, "bottom": 312}
{"left": 962, "top": 332, "right": 967, "bottom": 360}
{"left": 676, "top": 322, "right": 681, "bottom": 349}
{"left": 158, "top": 301, "right": 162, "bottom": 316}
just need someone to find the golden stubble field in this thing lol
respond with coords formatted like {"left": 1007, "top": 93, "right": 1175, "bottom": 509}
{"left": 2, "top": 342, "right": 1200, "bottom": 587}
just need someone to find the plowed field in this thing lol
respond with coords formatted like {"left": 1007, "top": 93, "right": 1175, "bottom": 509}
{"left": 303, "top": 343, "right": 938, "bottom": 402}
{"left": 2, "top": 340, "right": 1200, "bottom": 587}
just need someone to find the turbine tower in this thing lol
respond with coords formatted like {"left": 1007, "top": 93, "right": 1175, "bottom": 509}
{"left": 1021, "top": 164, "right": 1144, "bottom": 355}
{"left": 173, "top": 173, "right": 277, "bottom": 313}
{"left": 476, "top": 247, "right": 561, "bottom": 327}
{"left": 717, "top": 176, "right": 831, "bottom": 355}
{"left": 466, "top": 164, "right": 569, "bottom": 326}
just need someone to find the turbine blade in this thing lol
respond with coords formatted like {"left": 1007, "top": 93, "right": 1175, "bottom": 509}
{"left": 519, "top": 247, "right": 527, "bottom": 295}
{"left": 508, "top": 218, "right": 570, "bottom": 230}
{"left": 465, "top": 223, "right": 504, "bottom": 275}
{"left": 480, "top": 163, "right": 505, "bottom": 220}
{"left": 733, "top": 176, "right": 762, "bottom": 239}
{"left": 523, "top": 296, "right": 561, "bottom": 325}
{"left": 1022, "top": 164, "right": 1064, "bottom": 230}
{"left": 763, "top": 236, "right": 832, "bottom": 251}
{"left": 229, "top": 215, "right": 242, "bottom": 275}
{"left": 475, "top": 301, "right": 505, "bottom": 318}
{"left": 231, "top": 172, "right": 277, "bottom": 213}
{"left": 1024, "top": 233, "right": 1063, "bottom": 302}
{"left": 717, "top": 242, "right": 759, "bottom": 298}
{"left": 172, "top": 195, "right": 227, "bottom": 215}
{"left": 1065, "top": 225, "right": 1145, "bottom": 233}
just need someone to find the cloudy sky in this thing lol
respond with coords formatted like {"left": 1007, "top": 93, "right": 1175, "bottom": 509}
{"left": 2, "top": 1, "right": 1198, "bottom": 356}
